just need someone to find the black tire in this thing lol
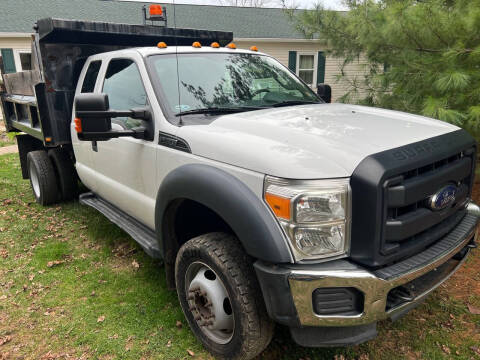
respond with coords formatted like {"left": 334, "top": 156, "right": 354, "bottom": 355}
{"left": 175, "top": 232, "right": 274, "bottom": 360}
{"left": 48, "top": 148, "right": 78, "bottom": 201}
{"left": 26, "top": 150, "right": 59, "bottom": 206}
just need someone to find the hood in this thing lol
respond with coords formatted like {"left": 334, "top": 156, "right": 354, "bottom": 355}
{"left": 177, "top": 103, "right": 459, "bottom": 179}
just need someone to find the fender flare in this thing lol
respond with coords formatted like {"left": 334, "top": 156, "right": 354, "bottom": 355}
{"left": 154, "top": 164, "right": 294, "bottom": 263}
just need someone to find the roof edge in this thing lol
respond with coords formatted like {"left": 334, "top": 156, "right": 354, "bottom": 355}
{"left": 0, "top": 32, "right": 32, "bottom": 37}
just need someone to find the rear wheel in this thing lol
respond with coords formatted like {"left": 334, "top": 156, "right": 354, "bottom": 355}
{"left": 48, "top": 148, "right": 78, "bottom": 201}
{"left": 175, "top": 232, "right": 274, "bottom": 360}
{"left": 27, "top": 150, "right": 58, "bottom": 206}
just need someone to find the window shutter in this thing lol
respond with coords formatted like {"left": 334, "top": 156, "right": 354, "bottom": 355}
{"left": 317, "top": 51, "right": 326, "bottom": 84}
{"left": 1, "top": 49, "right": 16, "bottom": 73}
{"left": 288, "top": 51, "right": 297, "bottom": 72}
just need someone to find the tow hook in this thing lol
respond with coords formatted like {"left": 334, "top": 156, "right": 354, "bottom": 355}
{"left": 467, "top": 240, "right": 477, "bottom": 249}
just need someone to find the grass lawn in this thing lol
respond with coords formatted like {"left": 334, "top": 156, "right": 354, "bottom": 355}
{"left": 0, "top": 152, "right": 479, "bottom": 359}
{"left": 0, "top": 125, "right": 16, "bottom": 147}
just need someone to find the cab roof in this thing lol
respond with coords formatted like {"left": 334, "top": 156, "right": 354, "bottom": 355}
{"left": 136, "top": 46, "right": 267, "bottom": 57}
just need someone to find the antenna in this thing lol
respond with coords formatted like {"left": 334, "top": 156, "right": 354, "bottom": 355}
{"left": 172, "top": 0, "right": 183, "bottom": 126}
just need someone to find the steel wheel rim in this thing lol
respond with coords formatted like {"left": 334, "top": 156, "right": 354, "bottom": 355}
{"left": 29, "top": 162, "right": 40, "bottom": 198}
{"left": 185, "top": 261, "right": 235, "bottom": 344}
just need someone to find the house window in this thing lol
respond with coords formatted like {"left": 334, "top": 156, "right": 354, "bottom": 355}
{"left": 20, "top": 53, "right": 31, "bottom": 70}
{"left": 297, "top": 53, "right": 317, "bottom": 87}
{"left": 14, "top": 50, "right": 32, "bottom": 71}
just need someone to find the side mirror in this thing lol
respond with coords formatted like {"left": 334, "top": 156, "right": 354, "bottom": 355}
{"left": 74, "top": 93, "right": 153, "bottom": 141}
{"left": 317, "top": 84, "right": 332, "bottom": 103}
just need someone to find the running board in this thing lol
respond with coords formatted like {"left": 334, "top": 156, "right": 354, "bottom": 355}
{"left": 79, "top": 192, "right": 162, "bottom": 259}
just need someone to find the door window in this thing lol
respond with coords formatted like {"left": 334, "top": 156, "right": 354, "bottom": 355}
{"left": 81, "top": 61, "right": 101, "bottom": 93}
{"left": 103, "top": 59, "right": 148, "bottom": 130}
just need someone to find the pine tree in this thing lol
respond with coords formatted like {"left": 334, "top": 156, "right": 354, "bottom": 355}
{"left": 291, "top": 0, "right": 480, "bottom": 138}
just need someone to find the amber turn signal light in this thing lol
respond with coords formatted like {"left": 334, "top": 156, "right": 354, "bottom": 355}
{"left": 265, "top": 193, "right": 291, "bottom": 220}
{"left": 74, "top": 117, "right": 82, "bottom": 133}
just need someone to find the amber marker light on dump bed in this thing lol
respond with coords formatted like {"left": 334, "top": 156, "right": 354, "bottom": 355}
{"left": 265, "top": 193, "right": 291, "bottom": 220}
{"left": 192, "top": 41, "right": 202, "bottom": 48}
{"left": 157, "top": 41, "right": 167, "bottom": 48}
{"left": 149, "top": 4, "right": 163, "bottom": 16}
{"left": 226, "top": 43, "right": 237, "bottom": 49}
{"left": 211, "top": 42, "right": 220, "bottom": 48}
{"left": 74, "top": 118, "right": 82, "bottom": 133}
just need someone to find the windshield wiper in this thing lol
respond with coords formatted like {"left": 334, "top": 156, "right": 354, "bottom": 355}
{"left": 175, "top": 106, "right": 265, "bottom": 116}
{"left": 271, "top": 100, "right": 321, "bottom": 108}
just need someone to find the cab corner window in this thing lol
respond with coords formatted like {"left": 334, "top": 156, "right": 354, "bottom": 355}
{"left": 81, "top": 60, "right": 101, "bottom": 93}
{"left": 102, "top": 59, "right": 148, "bottom": 130}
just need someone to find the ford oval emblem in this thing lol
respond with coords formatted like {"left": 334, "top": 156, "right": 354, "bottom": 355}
{"left": 428, "top": 184, "right": 457, "bottom": 211}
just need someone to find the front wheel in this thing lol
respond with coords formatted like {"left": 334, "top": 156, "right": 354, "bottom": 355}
{"left": 175, "top": 232, "right": 274, "bottom": 360}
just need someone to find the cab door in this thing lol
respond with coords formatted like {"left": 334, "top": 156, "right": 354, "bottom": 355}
{"left": 90, "top": 54, "right": 158, "bottom": 229}
{"left": 71, "top": 59, "right": 103, "bottom": 193}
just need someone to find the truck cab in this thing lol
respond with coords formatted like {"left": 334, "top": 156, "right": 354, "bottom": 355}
{"left": 2, "top": 17, "right": 479, "bottom": 360}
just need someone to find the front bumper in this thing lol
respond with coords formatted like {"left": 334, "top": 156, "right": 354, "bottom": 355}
{"left": 255, "top": 202, "right": 479, "bottom": 344}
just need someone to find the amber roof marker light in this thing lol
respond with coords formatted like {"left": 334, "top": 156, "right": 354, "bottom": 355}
{"left": 157, "top": 41, "right": 167, "bottom": 48}
{"left": 250, "top": 45, "right": 258, "bottom": 52}
{"left": 142, "top": 4, "right": 167, "bottom": 26}
{"left": 149, "top": 4, "right": 163, "bottom": 16}
{"left": 226, "top": 43, "right": 237, "bottom": 49}
{"left": 211, "top": 42, "right": 220, "bottom": 48}
{"left": 192, "top": 41, "right": 202, "bottom": 48}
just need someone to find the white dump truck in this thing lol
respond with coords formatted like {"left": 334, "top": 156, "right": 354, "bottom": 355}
{"left": 1, "top": 15, "right": 478, "bottom": 360}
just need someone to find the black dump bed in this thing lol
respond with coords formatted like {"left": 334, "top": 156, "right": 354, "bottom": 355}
{"left": 0, "top": 18, "right": 233, "bottom": 146}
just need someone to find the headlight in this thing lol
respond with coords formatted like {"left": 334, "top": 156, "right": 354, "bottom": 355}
{"left": 264, "top": 176, "right": 350, "bottom": 261}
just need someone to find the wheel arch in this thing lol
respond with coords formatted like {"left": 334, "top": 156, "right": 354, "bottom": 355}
{"left": 155, "top": 164, "right": 293, "bottom": 287}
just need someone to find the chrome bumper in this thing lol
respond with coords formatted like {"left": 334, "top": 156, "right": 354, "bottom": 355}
{"left": 288, "top": 202, "right": 479, "bottom": 327}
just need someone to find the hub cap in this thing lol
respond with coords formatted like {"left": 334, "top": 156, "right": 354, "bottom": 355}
{"left": 29, "top": 162, "right": 40, "bottom": 198}
{"left": 185, "top": 262, "right": 234, "bottom": 344}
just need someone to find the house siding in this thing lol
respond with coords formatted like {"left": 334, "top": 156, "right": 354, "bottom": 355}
{"left": 0, "top": 36, "right": 31, "bottom": 50}
{"left": 235, "top": 40, "right": 368, "bottom": 102}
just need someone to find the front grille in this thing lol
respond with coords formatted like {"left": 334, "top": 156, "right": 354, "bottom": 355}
{"left": 381, "top": 149, "right": 474, "bottom": 258}
{"left": 350, "top": 130, "right": 477, "bottom": 267}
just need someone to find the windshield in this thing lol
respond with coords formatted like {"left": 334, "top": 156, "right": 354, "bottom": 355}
{"left": 148, "top": 52, "right": 321, "bottom": 117}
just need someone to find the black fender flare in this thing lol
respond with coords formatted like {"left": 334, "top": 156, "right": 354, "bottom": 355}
{"left": 154, "top": 164, "right": 293, "bottom": 263}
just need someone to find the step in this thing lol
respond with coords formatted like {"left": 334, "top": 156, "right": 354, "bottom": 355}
{"left": 79, "top": 192, "right": 162, "bottom": 259}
